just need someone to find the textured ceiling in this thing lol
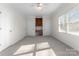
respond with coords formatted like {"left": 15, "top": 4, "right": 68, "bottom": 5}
{"left": 9, "top": 3, "right": 62, "bottom": 16}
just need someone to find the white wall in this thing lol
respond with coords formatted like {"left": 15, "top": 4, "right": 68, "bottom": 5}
{"left": 43, "top": 16, "right": 51, "bottom": 36}
{"left": 25, "top": 16, "right": 51, "bottom": 36}
{"left": 26, "top": 16, "right": 51, "bottom": 36}
{"left": 51, "top": 4, "right": 79, "bottom": 51}
{"left": 0, "top": 4, "right": 52, "bottom": 52}
{"left": 26, "top": 16, "right": 35, "bottom": 36}
{"left": 0, "top": 4, "right": 27, "bottom": 52}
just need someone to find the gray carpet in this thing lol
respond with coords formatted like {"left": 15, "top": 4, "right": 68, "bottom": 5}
{"left": 0, "top": 36, "right": 79, "bottom": 56}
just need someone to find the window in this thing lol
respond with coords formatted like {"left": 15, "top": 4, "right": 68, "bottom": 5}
{"left": 59, "top": 15, "right": 66, "bottom": 32}
{"left": 59, "top": 6, "right": 79, "bottom": 35}
{"left": 69, "top": 9, "right": 79, "bottom": 33}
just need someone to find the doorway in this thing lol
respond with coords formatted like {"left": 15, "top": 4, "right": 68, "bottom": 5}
{"left": 35, "top": 18, "right": 43, "bottom": 36}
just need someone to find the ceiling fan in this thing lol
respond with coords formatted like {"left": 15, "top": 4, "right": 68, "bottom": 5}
{"left": 31, "top": 3, "right": 48, "bottom": 10}
{"left": 36, "top": 3, "right": 43, "bottom": 7}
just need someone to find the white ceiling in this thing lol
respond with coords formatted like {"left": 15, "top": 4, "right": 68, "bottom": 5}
{"left": 9, "top": 3, "right": 62, "bottom": 16}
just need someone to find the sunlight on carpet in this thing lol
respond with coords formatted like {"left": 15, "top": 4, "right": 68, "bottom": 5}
{"left": 36, "top": 48, "right": 56, "bottom": 56}
{"left": 13, "top": 42, "right": 56, "bottom": 56}
{"left": 13, "top": 44, "right": 35, "bottom": 55}
{"left": 37, "top": 42, "right": 50, "bottom": 50}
